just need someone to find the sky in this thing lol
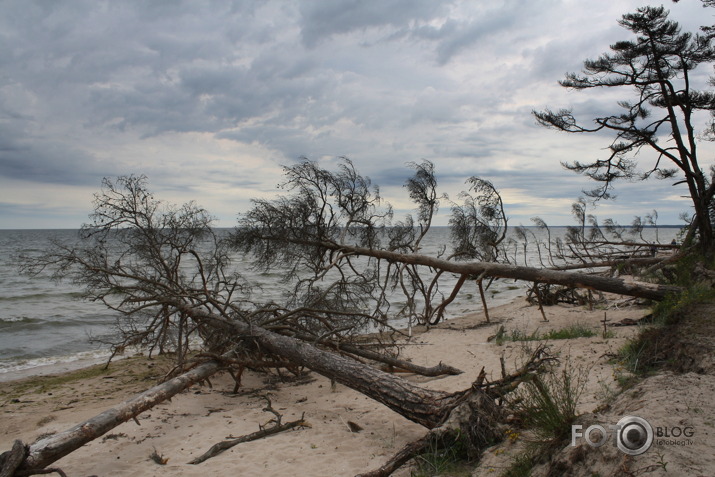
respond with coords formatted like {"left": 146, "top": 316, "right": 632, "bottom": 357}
{"left": 1, "top": 1, "right": 714, "bottom": 229}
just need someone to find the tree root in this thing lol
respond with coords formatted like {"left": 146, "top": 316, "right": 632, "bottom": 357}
{"left": 357, "top": 390, "right": 504, "bottom": 477}
{"left": 0, "top": 440, "right": 26, "bottom": 477}
{"left": 358, "top": 344, "right": 556, "bottom": 476}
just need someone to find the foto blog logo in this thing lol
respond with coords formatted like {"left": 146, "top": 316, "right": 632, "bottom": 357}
{"left": 572, "top": 416, "right": 654, "bottom": 456}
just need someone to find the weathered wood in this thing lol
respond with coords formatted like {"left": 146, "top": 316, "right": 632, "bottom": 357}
{"left": 185, "top": 305, "right": 465, "bottom": 429}
{"left": 18, "top": 359, "right": 223, "bottom": 472}
{"left": 322, "top": 340, "right": 463, "bottom": 376}
{"left": 189, "top": 397, "right": 308, "bottom": 465}
{"left": 0, "top": 440, "right": 25, "bottom": 477}
{"left": 314, "top": 240, "right": 681, "bottom": 301}
{"left": 189, "top": 418, "right": 307, "bottom": 465}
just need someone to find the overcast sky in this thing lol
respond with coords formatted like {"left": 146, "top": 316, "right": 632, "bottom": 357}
{"left": 1, "top": 1, "right": 714, "bottom": 229}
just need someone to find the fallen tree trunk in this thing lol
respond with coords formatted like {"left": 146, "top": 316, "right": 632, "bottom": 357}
{"left": 178, "top": 303, "right": 468, "bottom": 429}
{"left": 290, "top": 335, "right": 463, "bottom": 376}
{"left": 175, "top": 304, "right": 554, "bottom": 430}
{"left": 274, "top": 238, "right": 681, "bottom": 301}
{"left": 184, "top": 306, "right": 554, "bottom": 475}
{"left": 10, "top": 358, "right": 224, "bottom": 474}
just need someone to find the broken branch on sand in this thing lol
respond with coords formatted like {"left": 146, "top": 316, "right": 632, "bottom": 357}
{"left": 189, "top": 396, "right": 309, "bottom": 465}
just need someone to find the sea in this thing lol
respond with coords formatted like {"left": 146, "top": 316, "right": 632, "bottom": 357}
{"left": 0, "top": 226, "right": 681, "bottom": 381}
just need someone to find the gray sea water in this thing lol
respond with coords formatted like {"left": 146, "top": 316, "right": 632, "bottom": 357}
{"left": 0, "top": 226, "right": 680, "bottom": 378}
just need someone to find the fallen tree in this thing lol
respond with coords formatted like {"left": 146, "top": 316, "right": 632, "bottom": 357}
{"left": 232, "top": 159, "right": 682, "bottom": 311}
{"left": 6, "top": 163, "right": 685, "bottom": 475}
{"left": 1, "top": 301, "right": 553, "bottom": 476}
{"left": 235, "top": 236, "right": 681, "bottom": 302}
{"left": 2, "top": 357, "right": 225, "bottom": 475}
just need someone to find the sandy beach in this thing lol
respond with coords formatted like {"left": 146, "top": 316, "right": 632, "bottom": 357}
{"left": 2, "top": 296, "right": 713, "bottom": 476}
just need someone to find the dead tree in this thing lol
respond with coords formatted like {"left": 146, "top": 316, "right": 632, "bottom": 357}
{"left": 449, "top": 176, "right": 509, "bottom": 322}
{"left": 3, "top": 358, "right": 225, "bottom": 474}
{"left": 234, "top": 232, "right": 679, "bottom": 303}
{"left": 235, "top": 160, "right": 680, "bottom": 326}
{"left": 1, "top": 301, "right": 553, "bottom": 475}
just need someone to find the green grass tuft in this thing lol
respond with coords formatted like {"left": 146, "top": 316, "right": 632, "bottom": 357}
{"left": 410, "top": 432, "right": 472, "bottom": 477}
{"left": 500, "top": 449, "right": 537, "bottom": 477}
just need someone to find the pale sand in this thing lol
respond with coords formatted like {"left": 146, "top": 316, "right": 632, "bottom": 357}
{"left": 1, "top": 296, "right": 712, "bottom": 476}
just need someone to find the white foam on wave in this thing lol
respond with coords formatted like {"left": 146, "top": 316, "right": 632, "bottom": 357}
{"left": 0, "top": 349, "right": 114, "bottom": 382}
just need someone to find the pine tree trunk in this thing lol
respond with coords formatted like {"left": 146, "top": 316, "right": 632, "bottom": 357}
{"left": 310, "top": 241, "right": 681, "bottom": 301}
{"left": 182, "top": 305, "right": 467, "bottom": 429}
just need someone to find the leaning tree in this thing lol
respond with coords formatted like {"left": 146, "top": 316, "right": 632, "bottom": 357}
{"left": 534, "top": 6, "right": 715, "bottom": 257}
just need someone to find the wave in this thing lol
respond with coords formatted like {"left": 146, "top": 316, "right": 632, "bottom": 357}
{"left": 0, "top": 316, "right": 44, "bottom": 328}
{"left": 0, "top": 349, "right": 113, "bottom": 380}
{"left": 0, "top": 315, "right": 113, "bottom": 331}
{"left": 0, "top": 291, "right": 84, "bottom": 302}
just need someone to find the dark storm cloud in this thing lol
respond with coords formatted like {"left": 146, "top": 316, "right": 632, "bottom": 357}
{"left": 298, "top": 0, "right": 448, "bottom": 49}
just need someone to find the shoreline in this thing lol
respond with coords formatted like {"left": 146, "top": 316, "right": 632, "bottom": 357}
{"left": 0, "top": 354, "right": 116, "bottom": 383}
{"left": 1, "top": 295, "right": 693, "bottom": 476}
{"left": 0, "top": 287, "right": 527, "bottom": 384}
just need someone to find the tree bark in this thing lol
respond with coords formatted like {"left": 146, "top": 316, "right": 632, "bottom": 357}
{"left": 0, "top": 440, "right": 25, "bottom": 477}
{"left": 287, "top": 239, "right": 681, "bottom": 301}
{"left": 15, "top": 359, "right": 224, "bottom": 473}
{"left": 178, "top": 304, "right": 467, "bottom": 429}
{"left": 325, "top": 340, "right": 463, "bottom": 376}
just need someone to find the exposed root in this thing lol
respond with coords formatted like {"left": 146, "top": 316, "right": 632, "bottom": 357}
{"left": 358, "top": 345, "right": 557, "bottom": 476}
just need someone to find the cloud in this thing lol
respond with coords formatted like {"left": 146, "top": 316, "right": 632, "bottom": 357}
{"left": 0, "top": 0, "right": 713, "bottom": 228}
{"left": 298, "top": 0, "right": 448, "bottom": 48}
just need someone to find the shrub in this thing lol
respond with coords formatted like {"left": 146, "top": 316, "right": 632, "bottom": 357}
{"left": 511, "top": 359, "right": 588, "bottom": 444}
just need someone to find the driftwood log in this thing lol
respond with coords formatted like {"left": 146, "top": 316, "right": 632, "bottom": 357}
{"left": 4, "top": 358, "right": 224, "bottom": 475}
